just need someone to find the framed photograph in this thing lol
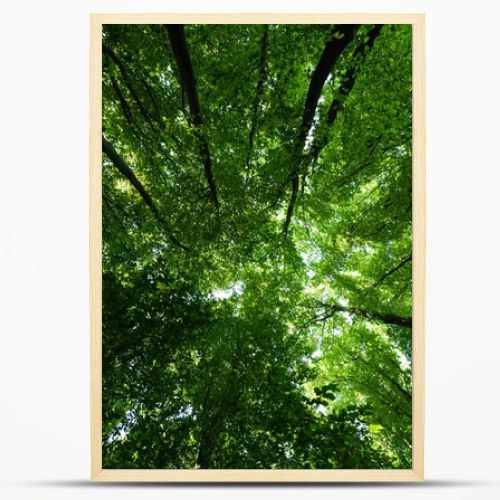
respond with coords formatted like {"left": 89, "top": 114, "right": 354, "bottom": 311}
{"left": 90, "top": 13, "right": 425, "bottom": 482}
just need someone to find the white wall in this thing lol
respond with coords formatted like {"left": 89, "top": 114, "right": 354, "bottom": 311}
{"left": 1, "top": 1, "right": 499, "bottom": 498}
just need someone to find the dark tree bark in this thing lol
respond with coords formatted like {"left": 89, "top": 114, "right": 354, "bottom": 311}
{"left": 283, "top": 25, "right": 384, "bottom": 236}
{"left": 103, "top": 44, "right": 152, "bottom": 123}
{"left": 373, "top": 254, "right": 412, "bottom": 286}
{"left": 309, "top": 25, "right": 383, "bottom": 167}
{"left": 246, "top": 25, "right": 269, "bottom": 174}
{"left": 326, "top": 25, "right": 382, "bottom": 126}
{"left": 109, "top": 76, "right": 133, "bottom": 125}
{"left": 165, "top": 24, "right": 220, "bottom": 209}
{"left": 316, "top": 302, "right": 411, "bottom": 328}
{"left": 298, "top": 26, "right": 359, "bottom": 147}
{"left": 283, "top": 25, "right": 358, "bottom": 236}
{"left": 102, "top": 136, "right": 189, "bottom": 250}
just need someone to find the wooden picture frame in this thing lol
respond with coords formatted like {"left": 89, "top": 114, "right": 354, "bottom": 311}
{"left": 90, "top": 13, "right": 425, "bottom": 482}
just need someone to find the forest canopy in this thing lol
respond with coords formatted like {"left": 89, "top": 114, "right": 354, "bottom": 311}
{"left": 101, "top": 23, "right": 413, "bottom": 469}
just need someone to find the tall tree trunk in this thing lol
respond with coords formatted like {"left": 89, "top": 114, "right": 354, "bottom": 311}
{"left": 165, "top": 24, "right": 220, "bottom": 210}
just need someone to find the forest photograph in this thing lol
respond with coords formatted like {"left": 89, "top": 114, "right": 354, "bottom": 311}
{"left": 101, "top": 23, "right": 413, "bottom": 470}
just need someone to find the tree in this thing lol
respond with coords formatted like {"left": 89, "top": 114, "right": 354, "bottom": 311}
{"left": 101, "top": 23, "right": 412, "bottom": 469}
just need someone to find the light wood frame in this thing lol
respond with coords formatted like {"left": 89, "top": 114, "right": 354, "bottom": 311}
{"left": 90, "top": 13, "right": 425, "bottom": 482}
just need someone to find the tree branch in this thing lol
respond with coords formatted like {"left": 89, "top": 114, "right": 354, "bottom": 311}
{"left": 283, "top": 25, "right": 358, "bottom": 236}
{"left": 325, "top": 25, "right": 382, "bottom": 128}
{"left": 102, "top": 136, "right": 189, "bottom": 251}
{"left": 103, "top": 44, "right": 152, "bottom": 123}
{"left": 298, "top": 26, "right": 359, "bottom": 148}
{"left": 246, "top": 25, "right": 269, "bottom": 175}
{"left": 300, "top": 25, "right": 384, "bottom": 210}
{"left": 165, "top": 24, "right": 220, "bottom": 209}
{"left": 316, "top": 301, "right": 411, "bottom": 328}
{"left": 373, "top": 254, "right": 412, "bottom": 287}
{"left": 283, "top": 26, "right": 383, "bottom": 236}
{"left": 110, "top": 75, "right": 133, "bottom": 125}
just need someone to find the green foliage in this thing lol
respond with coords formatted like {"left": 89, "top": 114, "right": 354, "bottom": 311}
{"left": 102, "top": 23, "right": 412, "bottom": 469}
